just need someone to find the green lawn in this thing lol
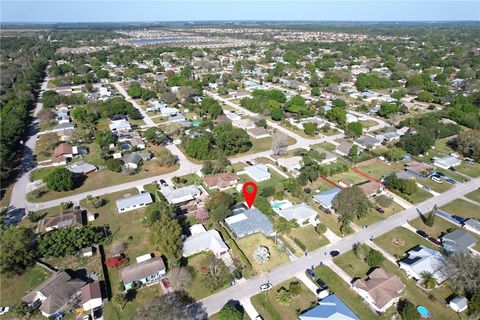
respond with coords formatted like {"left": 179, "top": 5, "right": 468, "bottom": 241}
{"left": 409, "top": 216, "right": 460, "bottom": 238}
{"left": 251, "top": 279, "right": 317, "bottom": 320}
{"left": 329, "top": 169, "right": 369, "bottom": 186}
{"left": 310, "top": 142, "right": 337, "bottom": 152}
{"left": 417, "top": 177, "right": 453, "bottom": 193}
{"left": 308, "top": 199, "right": 343, "bottom": 237}
{"left": 409, "top": 188, "right": 433, "bottom": 204}
{"left": 465, "top": 189, "right": 480, "bottom": 203}
{"left": 236, "top": 233, "right": 289, "bottom": 274}
{"left": 0, "top": 266, "right": 52, "bottom": 306}
{"left": 354, "top": 202, "right": 402, "bottom": 227}
{"left": 172, "top": 173, "right": 203, "bottom": 188}
{"left": 34, "top": 132, "right": 60, "bottom": 162}
{"left": 286, "top": 225, "right": 329, "bottom": 253}
{"left": 457, "top": 163, "right": 480, "bottom": 178}
{"left": 332, "top": 252, "right": 459, "bottom": 320}
{"left": 354, "top": 159, "right": 397, "bottom": 180}
{"left": 30, "top": 166, "right": 61, "bottom": 181}
{"left": 359, "top": 119, "right": 379, "bottom": 128}
{"left": 374, "top": 227, "right": 438, "bottom": 260}
{"left": 440, "top": 199, "right": 480, "bottom": 220}
{"left": 309, "top": 177, "right": 336, "bottom": 193}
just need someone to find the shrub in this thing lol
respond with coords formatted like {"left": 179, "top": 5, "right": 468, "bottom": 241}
{"left": 365, "top": 249, "right": 385, "bottom": 267}
{"left": 315, "top": 223, "right": 327, "bottom": 235}
{"left": 288, "top": 281, "right": 301, "bottom": 296}
{"left": 107, "top": 256, "right": 127, "bottom": 269}
{"left": 293, "top": 238, "right": 306, "bottom": 251}
{"left": 398, "top": 299, "right": 420, "bottom": 320}
{"left": 106, "top": 158, "right": 123, "bottom": 172}
{"left": 275, "top": 287, "right": 292, "bottom": 305}
{"left": 43, "top": 168, "right": 74, "bottom": 191}
{"left": 353, "top": 243, "right": 371, "bottom": 259}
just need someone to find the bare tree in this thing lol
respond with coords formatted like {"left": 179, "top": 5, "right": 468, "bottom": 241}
{"left": 272, "top": 131, "right": 288, "bottom": 156}
{"left": 167, "top": 268, "right": 192, "bottom": 292}
{"left": 438, "top": 253, "right": 480, "bottom": 294}
{"left": 134, "top": 291, "right": 206, "bottom": 320}
{"left": 109, "top": 241, "right": 126, "bottom": 256}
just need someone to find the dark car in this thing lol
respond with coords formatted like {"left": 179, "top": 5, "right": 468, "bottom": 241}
{"left": 428, "top": 236, "right": 442, "bottom": 246}
{"left": 452, "top": 215, "right": 465, "bottom": 224}
{"left": 316, "top": 278, "right": 328, "bottom": 290}
{"left": 330, "top": 250, "right": 340, "bottom": 257}
{"left": 92, "top": 307, "right": 102, "bottom": 320}
{"left": 433, "top": 171, "right": 445, "bottom": 177}
{"left": 159, "top": 179, "right": 168, "bottom": 187}
{"left": 306, "top": 269, "right": 317, "bottom": 281}
{"left": 375, "top": 207, "right": 385, "bottom": 214}
{"left": 416, "top": 230, "right": 428, "bottom": 238}
{"left": 445, "top": 178, "right": 457, "bottom": 185}
{"left": 449, "top": 167, "right": 457, "bottom": 172}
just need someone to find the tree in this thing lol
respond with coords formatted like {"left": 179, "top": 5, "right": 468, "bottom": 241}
{"left": 346, "top": 122, "right": 363, "bottom": 138}
{"left": 144, "top": 127, "right": 169, "bottom": 145}
{"left": 420, "top": 271, "right": 437, "bottom": 289}
{"left": 450, "top": 129, "right": 480, "bottom": 162}
{"left": 202, "top": 160, "right": 214, "bottom": 175}
{"left": 417, "top": 91, "right": 434, "bottom": 102}
{"left": 106, "top": 158, "right": 123, "bottom": 172}
{"left": 150, "top": 214, "right": 183, "bottom": 266}
{"left": 167, "top": 268, "right": 192, "bottom": 292}
{"left": 143, "top": 199, "right": 175, "bottom": 226}
{"left": 424, "top": 211, "right": 435, "bottom": 227}
{"left": 156, "top": 149, "right": 178, "bottom": 167}
{"left": 186, "top": 137, "right": 212, "bottom": 160}
{"left": 256, "top": 118, "right": 267, "bottom": 128}
{"left": 398, "top": 299, "right": 420, "bottom": 320}
{"left": 385, "top": 147, "right": 406, "bottom": 162}
{"left": 303, "top": 122, "right": 318, "bottom": 136}
{"left": 378, "top": 102, "right": 401, "bottom": 117}
{"left": 195, "top": 207, "right": 209, "bottom": 221}
{"left": 272, "top": 131, "right": 288, "bottom": 155}
{"left": 288, "top": 281, "right": 301, "bottom": 296}
{"left": 106, "top": 256, "right": 127, "bottom": 268}
{"left": 468, "top": 293, "right": 480, "bottom": 318}
{"left": 276, "top": 287, "right": 292, "bottom": 305}
{"left": 353, "top": 243, "right": 371, "bottom": 260}
{"left": 326, "top": 107, "right": 347, "bottom": 125}
{"left": 95, "top": 129, "right": 117, "bottom": 149}
{"left": 439, "top": 252, "right": 480, "bottom": 295}
{"left": 134, "top": 292, "right": 207, "bottom": 320}
{"left": 0, "top": 226, "right": 36, "bottom": 274}
{"left": 365, "top": 249, "right": 385, "bottom": 267}
{"left": 218, "top": 304, "right": 243, "bottom": 320}
{"left": 315, "top": 223, "right": 327, "bottom": 236}
{"left": 127, "top": 86, "right": 143, "bottom": 99}
{"left": 201, "top": 252, "right": 232, "bottom": 290}
{"left": 44, "top": 167, "right": 74, "bottom": 191}
{"left": 205, "top": 191, "right": 234, "bottom": 222}
{"left": 333, "top": 186, "right": 371, "bottom": 223}
{"left": 348, "top": 145, "right": 359, "bottom": 161}
{"left": 271, "top": 107, "right": 285, "bottom": 121}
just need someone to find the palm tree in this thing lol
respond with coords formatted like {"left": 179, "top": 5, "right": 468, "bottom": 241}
{"left": 420, "top": 271, "right": 437, "bottom": 289}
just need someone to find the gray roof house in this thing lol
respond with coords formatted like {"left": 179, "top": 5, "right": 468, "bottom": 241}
{"left": 463, "top": 218, "right": 480, "bottom": 235}
{"left": 116, "top": 192, "right": 153, "bottom": 213}
{"left": 225, "top": 208, "right": 275, "bottom": 239}
{"left": 275, "top": 202, "right": 318, "bottom": 225}
{"left": 66, "top": 161, "right": 97, "bottom": 175}
{"left": 161, "top": 185, "right": 202, "bottom": 205}
{"left": 22, "top": 271, "right": 86, "bottom": 318}
{"left": 335, "top": 141, "right": 354, "bottom": 156}
{"left": 53, "top": 122, "right": 75, "bottom": 132}
{"left": 354, "top": 135, "right": 382, "bottom": 150}
{"left": 121, "top": 256, "right": 166, "bottom": 290}
{"left": 432, "top": 155, "right": 462, "bottom": 169}
{"left": 441, "top": 229, "right": 477, "bottom": 253}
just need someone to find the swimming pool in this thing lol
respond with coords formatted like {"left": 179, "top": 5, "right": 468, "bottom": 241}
{"left": 271, "top": 200, "right": 291, "bottom": 209}
{"left": 417, "top": 305, "right": 430, "bottom": 318}
{"left": 192, "top": 121, "right": 201, "bottom": 126}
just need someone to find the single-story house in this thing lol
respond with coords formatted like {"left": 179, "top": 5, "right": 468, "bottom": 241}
{"left": 204, "top": 173, "right": 239, "bottom": 190}
{"left": 43, "top": 209, "right": 85, "bottom": 232}
{"left": 277, "top": 156, "right": 302, "bottom": 172}
{"left": 183, "top": 225, "right": 229, "bottom": 258}
{"left": 299, "top": 294, "right": 360, "bottom": 320}
{"left": 120, "top": 255, "right": 166, "bottom": 290}
{"left": 357, "top": 180, "right": 384, "bottom": 198}
{"left": 22, "top": 272, "right": 86, "bottom": 318}
{"left": 449, "top": 296, "right": 468, "bottom": 313}
{"left": 335, "top": 141, "right": 355, "bottom": 156}
{"left": 245, "top": 164, "right": 271, "bottom": 182}
{"left": 441, "top": 229, "right": 477, "bottom": 253}
{"left": 233, "top": 119, "right": 256, "bottom": 130}
{"left": 116, "top": 192, "right": 153, "bottom": 213}
{"left": 318, "top": 151, "right": 338, "bottom": 165}
{"left": 80, "top": 282, "right": 102, "bottom": 311}
{"left": 53, "top": 122, "right": 75, "bottom": 132}
{"left": 109, "top": 119, "right": 132, "bottom": 133}
{"left": 224, "top": 110, "right": 242, "bottom": 122}
{"left": 354, "top": 135, "right": 382, "bottom": 150}
{"left": 161, "top": 107, "right": 180, "bottom": 117}
{"left": 432, "top": 155, "right": 462, "bottom": 170}
{"left": 405, "top": 160, "right": 433, "bottom": 178}
{"left": 53, "top": 143, "right": 73, "bottom": 159}
{"left": 463, "top": 218, "right": 480, "bottom": 235}
{"left": 353, "top": 268, "right": 405, "bottom": 313}
{"left": 398, "top": 245, "right": 446, "bottom": 282}
{"left": 161, "top": 185, "right": 202, "bottom": 205}
{"left": 122, "top": 152, "right": 150, "bottom": 169}
{"left": 313, "top": 188, "right": 342, "bottom": 212}
{"left": 66, "top": 161, "right": 97, "bottom": 175}
{"left": 225, "top": 208, "right": 275, "bottom": 239}
{"left": 275, "top": 202, "right": 318, "bottom": 226}
{"left": 247, "top": 127, "right": 270, "bottom": 139}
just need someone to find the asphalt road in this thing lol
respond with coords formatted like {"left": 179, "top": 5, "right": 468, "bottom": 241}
{"left": 199, "top": 176, "right": 480, "bottom": 315}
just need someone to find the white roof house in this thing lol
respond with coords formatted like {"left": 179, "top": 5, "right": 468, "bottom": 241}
{"left": 277, "top": 156, "right": 302, "bottom": 172}
{"left": 449, "top": 296, "right": 468, "bottom": 313}
{"left": 161, "top": 185, "right": 202, "bottom": 205}
{"left": 224, "top": 110, "right": 242, "bottom": 121}
{"left": 275, "top": 202, "right": 318, "bottom": 226}
{"left": 245, "top": 164, "right": 271, "bottom": 182}
{"left": 109, "top": 119, "right": 132, "bottom": 132}
{"left": 116, "top": 192, "right": 153, "bottom": 213}
{"left": 161, "top": 107, "right": 180, "bottom": 116}
{"left": 398, "top": 246, "right": 446, "bottom": 282}
{"left": 183, "top": 226, "right": 229, "bottom": 258}
{"left": 233, "top": 119, "right": 256, "bottom": 130}
{"left": 432, "top": 155, "right": 462, "bottom": 169}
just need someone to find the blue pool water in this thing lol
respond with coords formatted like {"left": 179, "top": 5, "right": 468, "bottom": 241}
{"left": 192, "top": 121, "right": 201, "bottom": 126}
{"left": 417, "top": 306, "right": 430, "bottom": 317}
{"left": 271, "top": 200, "right": 290, "bottom": 209}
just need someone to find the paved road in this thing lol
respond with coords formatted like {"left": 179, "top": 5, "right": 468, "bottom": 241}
{"left": 199, "top": 176, "right": 480, "bottom": 315}
{"left": 112, "top": 81, "right": 157, "bottom": 127}
{"left": 5, "top": 75, "right": 50, "bottom": 224}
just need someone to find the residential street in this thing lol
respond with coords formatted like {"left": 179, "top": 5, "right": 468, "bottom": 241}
{"left": 199, "top": 176, "right": 480, "bottom": 316}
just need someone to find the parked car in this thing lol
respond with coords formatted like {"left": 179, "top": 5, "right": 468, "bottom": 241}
{"left": 0, "top": 307, "right": 9, "bottom": 315}
{"left": 159, "top": 179, "right": 168, "bottom": 187}
{"left": 445, "top": 178, "right": 457, "bottom": 185}
{"left": 428, "top": 237, "right": 442, "bottom": 246}
{"left": 452, "top": 215, "right": 465, "bottom": 224}
{"left": 449, "top": 167, "right": 457, "bottom": 172}
{"left": 430, "top": 176, "right": 443, "bottom": 184}
{"left": 245, "top": 161, "right": 253, "bottom": 166}
{"left": 92, "top": 307, "right": 102, "bottom": 320}
{"left": 316, "top": 278, "right": 328, "bottom": 290}
{"left": 464, "top": 157, "right": 475, "bottom": 165}
{"left": 306, "top": 269, "right": 317, "bottom": 281}
{"left": 329, "top": 250, "right": 340, "bottom": 257}
{"left": 416, "top": 230, "right": 428, "bottom": 238}
{"left": 83, "top": 315, "right": 91, "bottom": 320}
{"left": 255, "top": 316, "right": 264, "bottom": 320}
{"left": 260, "top": 283, "right": 273, "bottom": 291}
{"left": 375, "top": 207, "right": 385, "bottom": 213}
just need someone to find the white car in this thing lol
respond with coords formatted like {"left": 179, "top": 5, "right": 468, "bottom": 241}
{"left": 430, "top": 176, "right": 443, "bottom": 184}
{"left": 260, "top": 283, "right": 272, "bottom": 291}
{"left": 0, "top": 307, "right": 9, "bottom": 315}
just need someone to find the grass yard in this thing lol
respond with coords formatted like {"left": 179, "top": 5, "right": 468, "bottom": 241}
{"left": 329, "top": 169, "right": 369, "bottom": 186}
{"left": 408, "top": 188, "right": 433, "bottom": 204}
{"left": 354, "top": 159, "right": 397, "bottom": 180}
{"left": 286, "top": 225, "right": 329, "bottom": 253}
{"left": 354, "top": 202, "right": 402, "bottom": 227}
{"left": 313, "top": 265, "right": 381, "bottom": 320}
{"left": 417, "top": 177, "right": 453, "bottom": 193}
{"left": 28, "top": 161, "right": 178, "bottom": 202}
{"left": 238, "top": 170, "right": 286, "bottom": 196}
{"left": 465, "top": 189, "right": 480, "bottom": 203}
{"left": 359, "top": 119, "right": 379, "bottom": 128}
{"left": 236, "top": 233, "right": 289, "bottom": 274}
{"left": 374, "top": 227, "right": 438, "bottom": 260}
{"left": 409, "top": 216, "right": 460, "bottom": 238}
{"left": 0, "top": 181, "right": 14, "bottom": 211}
{"left": 35, "top": 132, "right": 60, "bottom": 162}
{"left": 308, "top": 177, "right": 336, "bottom": 193}
{"left": 310, "top": 141, "right": 337, "bottom": 152}
{"left": 172, "top": 173, "right": 203, "bottom": 188}
{"left": 332, "top": 252, "right": 458, "bottom": 320}
{"left": 251, "top": 279, "right": 317, "bottom": 320}
{"left": 308, "top": 200, "right": 343, "bottom": 237}
{"left": 440, "top": 199, "right": 480, "bottom": 220}
{"left": 457, "top": 163, "right": 480, "bottom": 178}
{"left": 0, "top": 266, "right": 52, "bottom": 306}
{"left": 280, "top": 123, "right": 319, "bottom": 139}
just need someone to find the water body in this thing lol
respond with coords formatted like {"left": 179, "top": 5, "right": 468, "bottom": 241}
{"left": 132, "top": 38, "right": 185, "bottom": 45}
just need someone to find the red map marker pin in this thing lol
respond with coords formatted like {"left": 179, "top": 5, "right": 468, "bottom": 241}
{"left": 242, "top": 182, "right": 258, "bottom": 208}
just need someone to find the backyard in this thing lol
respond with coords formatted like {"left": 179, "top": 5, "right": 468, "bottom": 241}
{"left": 354, "top": 158, "right": 399, "bottom": 180}
{"left": 0, "top": 266, "right": 52, "bottom": 306}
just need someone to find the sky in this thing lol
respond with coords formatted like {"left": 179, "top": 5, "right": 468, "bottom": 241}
{"left": 1, "top": 0, "right": 479, "bottom": 23}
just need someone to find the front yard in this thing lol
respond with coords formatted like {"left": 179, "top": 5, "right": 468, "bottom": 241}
{"left": 285, "top": 225, "right": 329, "bottom": 253}
{"left": 374, "top": 227, "right": 438, "bottom": 259}
{"left": 329, "top": 169, "right": 369, "bottom": 186}
{"left": 440, "top": 199, "right": 480, "bottom": 220}
{"left": 251, "top": 279, "right": 317, "bottom": 320}
{"left": 465, "top": 189, "right": 480, "bottom": 203}
{"left": 409, "top": 216, "right": 460, "bottom": 238}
